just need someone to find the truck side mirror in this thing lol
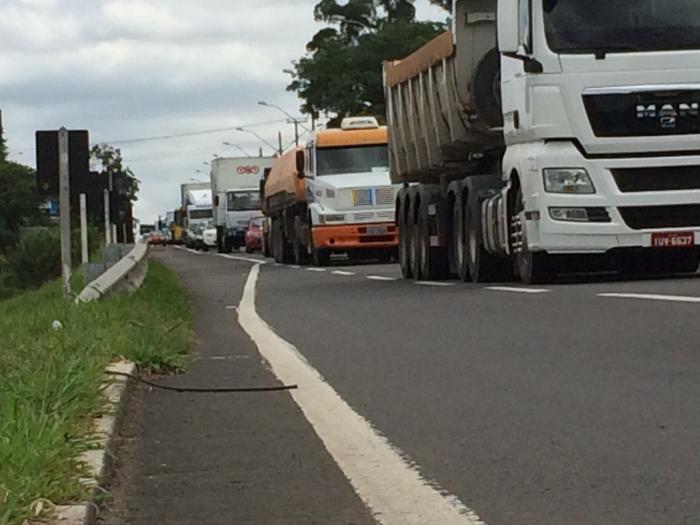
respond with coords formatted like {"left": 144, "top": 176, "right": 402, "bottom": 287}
{"left": 498, "top": 0, "right": 524, "bottom": 55}
{"left": 295, "top": 150, "right": 305, "bottom": 179}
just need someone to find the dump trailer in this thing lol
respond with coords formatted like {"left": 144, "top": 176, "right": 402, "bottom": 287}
{"left": 210, "top": 156, "right": 272, "bottom": 253}
{"left": 386, "top": 0, "right": 700, "bottom": 284}
{"left": 262, "top": 117, "right": 400, "bottom": 265}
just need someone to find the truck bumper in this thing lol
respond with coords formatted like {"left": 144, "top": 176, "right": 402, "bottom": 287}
{"left": 312, "top": 223, "right": 398, "bottom": 250}
{"left": 518, "top": 142, "right": 700, "bottom": 254}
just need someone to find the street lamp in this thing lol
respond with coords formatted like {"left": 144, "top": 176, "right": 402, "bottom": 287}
{"left": 235, "top": 127, "right": 280, "bottom": 155}
{"left": 258, "top": 101, "right": 309, "bottom": 146}
{"left": 222, "top": 142, "right": 252, "bottom": 157}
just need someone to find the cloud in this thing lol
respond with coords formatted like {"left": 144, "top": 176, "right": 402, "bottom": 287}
{"left": 0, "top": 0, "right": 447, "bottom": 224}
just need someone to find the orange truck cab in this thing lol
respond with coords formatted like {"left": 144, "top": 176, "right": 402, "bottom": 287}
{"left": 262, "top": 117, "right": 399, "bottom": 265}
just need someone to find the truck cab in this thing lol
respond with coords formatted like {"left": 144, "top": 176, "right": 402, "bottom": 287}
{"left": 300, "top": 117, "right": 400, "bottom": 263}
{"left": 184, "top": 189, "right": 213, "bottom": 249}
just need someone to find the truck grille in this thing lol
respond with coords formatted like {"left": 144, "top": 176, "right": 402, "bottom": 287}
{"left": 612, "top": 166, "right": 700, "bottom": 192}
{"left": 583, "top": 89, "right": 700, "bottom": 137}
{"left": 619, "top": 204, "right": 700, "bottom": 230}
{"left": 351, "top": 187, "right": 395, "bottom": 207}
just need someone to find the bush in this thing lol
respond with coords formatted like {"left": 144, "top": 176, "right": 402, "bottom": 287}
{"left": 5, "top": 230, "right": 62, "bottom": 290}
{"left": 1, "top": 226, "right": 103, "bottom": 297}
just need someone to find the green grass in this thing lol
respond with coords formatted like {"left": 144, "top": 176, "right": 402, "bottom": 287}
{"left": 0, "top": 262, "right": 192, "bottom": 525}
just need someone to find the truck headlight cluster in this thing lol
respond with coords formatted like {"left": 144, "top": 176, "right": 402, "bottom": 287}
{"left": 318, "top": 214, "right": 346, "bottom": 225}
{"left": 543, "top": 168, "right": 595, "bottom": 194}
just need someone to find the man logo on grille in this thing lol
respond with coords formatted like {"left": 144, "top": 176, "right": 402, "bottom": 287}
{"left": 237, "top": 166, "right": 260, "bottom": 175}
{"left": 636, "top": 102, "right": 700, "bottom": 129}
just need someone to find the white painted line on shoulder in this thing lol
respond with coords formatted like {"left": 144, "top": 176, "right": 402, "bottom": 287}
{"left": 415, "top": 281, "right": 455, "bottom": 287}
{"left": 225, "top": 306, "right": 238, "bottom": 311}
{"left": 367, "top": 275, "right": 399, "bottom": 282}
{"left": 486, "top": 286, "right": 551, "bottom": 294}
{"left": 238, "top": 264, "right": 484, "bottom": 525}
{"left": 332, "top": 270, "right": 356, "bottom": 276}
{"left": 219, "top": 254, "right": 267, "bottom": 264}
{"left": 289, "top": 265, "right": 302, "bottom": 269}
{"left": 599, "top": 292, "right": 700, "bottom": 303}
{"left": 306, "top": 267, "right": 327, "bottom": 272}
{"left": 185, "top": 248, "right": 203, "bottom": 255}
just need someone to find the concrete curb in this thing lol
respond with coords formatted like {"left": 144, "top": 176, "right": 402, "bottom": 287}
{"left": 50, "top": 361, "right": 136, "bottom": 525}
{"left": 77, "top": 243, "right": 149, "bottom": 303}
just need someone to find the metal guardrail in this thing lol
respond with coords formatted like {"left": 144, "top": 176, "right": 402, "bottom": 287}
{"left": 77, "top": 242, "right": 149, "bottom": 303}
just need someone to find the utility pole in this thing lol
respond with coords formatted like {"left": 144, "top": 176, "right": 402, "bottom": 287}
{"left": 80, "top": 193, "right": 89, "bottom": 264}
{"left": 278, "top": 131, "right": 283, "bottom": 155}
{"left": 259, "top": 147, "right": 263, "bottom": 157}
{"left": 58, "top": 128, "right": 72, "bottom": 298}
{"left": 0, "top": 109, "right": 6, "bottom": 162}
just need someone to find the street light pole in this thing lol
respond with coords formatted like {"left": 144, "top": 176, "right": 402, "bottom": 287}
{"left": 235, "top": 127, "right": 280, "bottom": 155}
{"left": 222, "top": 142, "right": 252, "bottom": 157}
{"left": 258, "top": 101, "right": 309, "bottom": 146}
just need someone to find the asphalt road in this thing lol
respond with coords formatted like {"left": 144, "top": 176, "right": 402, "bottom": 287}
{"left": 109, "top": 246, "right": 700, "bottom": 524}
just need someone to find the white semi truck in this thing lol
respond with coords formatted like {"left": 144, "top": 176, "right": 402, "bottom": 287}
{"left": 386, "top": 0, "right": 700, "bottom": 283}
{"left": 210, "top": 156, "right": 272, "bottom": 252}
{"left": 184, "top": 188, "right": 213, "bottom": 249}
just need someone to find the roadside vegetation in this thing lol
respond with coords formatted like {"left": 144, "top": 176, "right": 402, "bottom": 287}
{"left": 0, "top": 262, "right": 192, "bottom": 525}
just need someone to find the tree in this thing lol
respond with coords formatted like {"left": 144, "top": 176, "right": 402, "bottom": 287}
{"left": 90, "top": 144, "right": 139, "bottom": 202}
{"left": 428, "top": 0, "right": 451, "bottom": 11}
{"left": 0, "top": 161, "right": 42, "bottom": 251}
{"left": 288, "top": 0, "right": 445, "bottom": 125}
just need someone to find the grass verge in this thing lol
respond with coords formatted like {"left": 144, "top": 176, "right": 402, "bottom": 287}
{"left": 0, "top": 261, "right": 192, "bottom": 525}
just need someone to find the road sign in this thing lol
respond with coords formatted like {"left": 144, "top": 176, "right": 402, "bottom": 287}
{"left": 35, "top": 130, "right": 89, "bottom": 195}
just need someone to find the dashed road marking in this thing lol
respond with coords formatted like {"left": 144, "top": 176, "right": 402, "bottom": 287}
{"left": 238, "top": 264, "right": 484, "bottom": 525}
{"left": 367, "top": 275, "right": 399, "bottom": 282}
{"left": 219, "top": 254, "right": 267, "bottom": 264}
{"left": 486, "top": 286, "right": 551, "bottom": 294}
{"left": 225, "top": 305, "right": 238, "bottom": 311}
{"left": 415, "top": 281, "right": 455, "bottom": 287}
{"left": 599, "top": 292, "right": 700, "bottom": 304}
{"left": 289, "top": 265, "right": 302, "bottom": 269}
{"left": 332, "top": 270, "right": 356, "bottom": 276}
{"left": 186, "top": 248, "right": 203, "bottom": 255}
{"left": 307, "top": 267, "right": 327, "bottom": 272}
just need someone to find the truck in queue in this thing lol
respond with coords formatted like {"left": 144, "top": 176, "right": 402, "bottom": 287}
{"left": 386, "top": 0, "right": 700, "bottom": 284}
{"left": 183, "top": 188, "right": 213, "bottom": 250}
{"left": 262, "top": 117, "right": 399, "bottom": 266}
{"left": 210, "top": 156, "right": 272, "bottom": 253}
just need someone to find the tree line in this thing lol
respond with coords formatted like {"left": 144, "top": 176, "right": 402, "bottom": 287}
{"left": 287, "top": 0, "right": 450, "bottom": 125}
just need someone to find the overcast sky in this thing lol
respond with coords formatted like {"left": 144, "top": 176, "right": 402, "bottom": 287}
{"left": 0, "top": 0, "right": 447, "bottom": 224}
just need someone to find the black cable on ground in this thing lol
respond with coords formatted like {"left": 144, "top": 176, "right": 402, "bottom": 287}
{"left": 106, "top": 371, "right": 298, "bottom": 393}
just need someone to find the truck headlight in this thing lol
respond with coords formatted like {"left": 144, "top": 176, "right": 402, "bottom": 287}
{"left": 319, "top": 214, "right": 345, "bottom": 225}
{"left": 543, "top": 168, "right": 595, "bottom": 194}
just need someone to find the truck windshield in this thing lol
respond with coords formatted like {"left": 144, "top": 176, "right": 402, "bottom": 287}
{"left": 189, "top": 209, "right": 212, "bottom": 220}
{"left": 316, "top": 145, "right": 389, "bottom": 176}
{"left": 543, "top": 0, "right": 700, "bottom": 54}
{"left": 227, "top": 191, "right": 261, "bottom": 211}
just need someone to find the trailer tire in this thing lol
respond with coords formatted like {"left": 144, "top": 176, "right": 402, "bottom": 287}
{"left": 417, "top": 199, "right": 448, "bottom": 279}
{"left": 466, "top": 197, "right": 511, "bottom": 283}
{"left": 453, "top": 197, "right": 470, "bottom": 282}
{"left": 473, "top": 48, "right": 503, "bottom": 129}
{"left": 398, "top": 192, "right": 413, "bottom": 278}
{"left": 293, "top": 215, "right": 310, "bottom": 265}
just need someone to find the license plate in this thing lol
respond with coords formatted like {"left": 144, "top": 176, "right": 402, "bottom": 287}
{"left": 651, "top": 231, "right": 695, "bottom": 248}
{"left": 367, "top": 226, "right": 388, "bottom": 235}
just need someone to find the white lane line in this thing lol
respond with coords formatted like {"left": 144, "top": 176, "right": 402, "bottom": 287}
{"left": 486, "top": 286, "right": 551, "bottom": 294}
{"left": 238, "top": 264, "right": 483, "bottom": 525}
{"left": 219, "top": 254, "right": 267, "bottom": 264}
{"left": 289, "top": 265, "right": 302, "bottom": 269}
{"left": 332, "top": 270, "right": 356, "bottom": 276}
{"left": 367, "top": 275, "right": 399, "bottom": 282}
{"left": 599, "top": 292, "right": 700, "bottom": 304}
{"left": 415, "top": 281, "right": 455, "bottom": 287}
{"left": 185, "top": 248, "right": 203, "bottom": 255}
{"left": 307, "top": 267, "right": 327, "bottom": 272}
{"left": 225, "top": 305, "right": 238, "bottom": 311}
